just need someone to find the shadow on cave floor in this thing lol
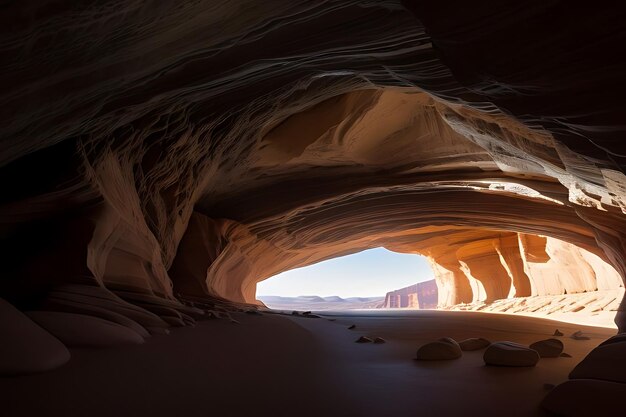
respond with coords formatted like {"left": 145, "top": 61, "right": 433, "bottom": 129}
{"left": 0, "top": 310, "right": 615, "bottom": 417}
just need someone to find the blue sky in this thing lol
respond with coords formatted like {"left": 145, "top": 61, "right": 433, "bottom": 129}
{"left": 256, "top": 247, "right": 434, "bottom": 298}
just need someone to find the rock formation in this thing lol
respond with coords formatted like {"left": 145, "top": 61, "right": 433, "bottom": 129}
{"left": 0, "top": 299, "right": 70, "bottom": 375}
{"left": 1, "top": 5, "right": 626, "bottom": 410}
{"left": 389, "top": 231, "right": 623, "bottom": 307}
{"left": 416, "top": 338, "right": 462, "bottom": 361}
{"left": 459, "top": 338, "right": 491, "bottom": 352}
{"left": 383, "top": 280, "right": 438, "bottom": 309}
{"left": 383, "top": 232, "right": 623, "bottom": 321}
{"left": 484, "top": 342, "right": 540, "bottom": 367}
{"left": 529, "top": 339, "right": 564, "bottom": 358}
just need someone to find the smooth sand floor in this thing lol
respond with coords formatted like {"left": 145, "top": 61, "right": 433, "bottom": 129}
{"left": 0, "top": 310, "right": 615, "bottom": 417}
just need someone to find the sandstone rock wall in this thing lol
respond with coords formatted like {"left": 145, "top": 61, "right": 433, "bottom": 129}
{"left": 407, "top": 231, "right": 624, "bottom": 308}
{"left": 383, "top": 280, "right": 438, "bottom": 309}
{"left": 0, "top": 1, "right": 625, "bottom": 331}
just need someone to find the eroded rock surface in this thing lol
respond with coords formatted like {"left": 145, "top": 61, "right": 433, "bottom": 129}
{"left": 27, "top": 311, "right": 145, "bottom": 347}
{"left": 383, "top": 280, "right": 437, "bottom": 309}
{"left": 1, "top": 0, "right": 625, "bottom": 313}
{"left": 0, "top": 299, "right": 70, "bottom": 375}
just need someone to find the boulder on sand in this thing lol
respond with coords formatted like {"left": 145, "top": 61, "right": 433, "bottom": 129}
{"left": 483, "top": 342, "right": 539, "bottom": 367}
{"left": 459, "top": 337, "right": 490, "bottom": 351}
{"left": 416, "top": 337, "right": 462, "bottom": 360}
{"left": 542, "top": 379, "right": 625, "bottom": 417}
{"left": 355, "top": 336, "right": 373, "bottom": 343}
{"left": 569, "top": 341, "right": 626, "bottom": 383}
{"left": 571, "top": 330, "right": 590, "bottom": 340}
{"left": 529, "top": 338, "right": 564, "bottom": 358}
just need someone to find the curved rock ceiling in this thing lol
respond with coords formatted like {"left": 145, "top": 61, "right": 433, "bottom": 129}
{"left": 1, "top": 0, "right": 626, "bottom": 337}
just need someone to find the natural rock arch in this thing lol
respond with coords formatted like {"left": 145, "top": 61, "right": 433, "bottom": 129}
{"left": 1, "top": 1, "right": 626, "bottom": 394}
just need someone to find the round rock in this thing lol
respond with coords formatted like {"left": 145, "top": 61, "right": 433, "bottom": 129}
{"left": 438, "top": 337, "right": 459, "bottom": 346}
{"left": 459, "top": 337, "right": 491, "bottom": 351}
{"left": 571, "top": 330, "right": 590, "bottom": 340}
{"left": 483, "top": 341, "right": 539, "bottom": 367}
{"left": 355, "top": 336, "right": 373, "bottom": 343}
{"left": 569, "top": 341, "right": 626, "bottom": 382}
{"left": 529, "top": 338, "right": 564, "bottom": 358}
{"left": 416, "top": 339, "right": 462, "bottom": 360}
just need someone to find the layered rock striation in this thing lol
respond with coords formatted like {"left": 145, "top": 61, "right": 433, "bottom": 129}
{"left": 383, "top": 280, "right": 438, "bottom": 309}
{"left": 394, "top": 230, "right": 623, "bottom": 307}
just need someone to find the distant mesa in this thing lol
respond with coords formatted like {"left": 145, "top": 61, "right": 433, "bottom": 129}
{"left": 382, "top": 279, "right": 438, "bottom": 309}
{"left": 297, "top": 296, "right": 325, "bottom": 302}
{"left": 257, "top": 295, "right": 384, "bottom": 311}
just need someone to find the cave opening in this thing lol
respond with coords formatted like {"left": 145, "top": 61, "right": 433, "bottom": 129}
{"left": 2, "top": 1, "right": 626, "bottom": 415}
{"left": 256, "top": 247, "right": 435, "bottom": 310}
{"left": 253, "top": 231, "right": 623, "bottom": 328}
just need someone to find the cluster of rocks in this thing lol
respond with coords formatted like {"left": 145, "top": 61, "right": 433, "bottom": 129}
{"left": 542, "top": 332, "right": 626, "bottom": 416}
{"left": 0, "top": 285, "right": 249, "bottom": 376}
{"left": 346, "top": 323, "right": 386, "bottom": 344}
{"left": 290, "top": 311, "right": 321, "bottom": 318}
{"left": 415, "top": 331, "right": 574, "bottom": 367}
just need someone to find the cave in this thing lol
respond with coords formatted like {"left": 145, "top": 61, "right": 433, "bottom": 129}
{"left": 1, "top": 1, "right": 625, "bottom": 416}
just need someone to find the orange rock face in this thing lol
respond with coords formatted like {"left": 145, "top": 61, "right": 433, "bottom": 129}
{"left": 383, "top": 280, "right": 438, "bottom": 309}
{"left": 389, "top": 230, "right": 623, "bottom": 308}
{"left": 381, "top": 229, "right": 623, "bottom": 314}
